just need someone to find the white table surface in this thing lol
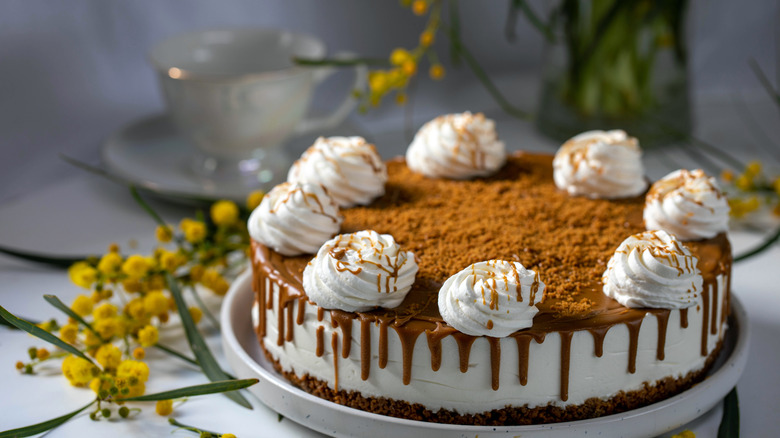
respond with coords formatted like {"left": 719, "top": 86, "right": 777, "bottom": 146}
{"left": 1, "top": 75, "right": 779, "bottom": 437}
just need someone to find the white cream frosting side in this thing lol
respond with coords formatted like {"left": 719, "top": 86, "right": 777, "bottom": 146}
{"left": 438, "top": 260, "right": 544, "bottom": 337}
{"left": 406, "top": 112, "right": 506, "bottom": 179}
{"left": 553, "top": 130, "right": 648, "bottom": 199}
{"left": 255, "top": 270, "right": 728, "bottom": 412}
{"left": 644, "top": 169, "right": 730, "bottom": 241}
{"left": 287, "top": 136, "right": 387, "bottom": 208}
{"left": 603, "top": 230, "right": 702, "bottom": 309}
{"left": 302, "top": 230, "right": 418, "bottom": 312}
{"left": 248, "top": 182, "right": 342, "bottom": 256}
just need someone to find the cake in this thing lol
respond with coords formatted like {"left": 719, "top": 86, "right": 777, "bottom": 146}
{"left": 246, "top": 116, "right": 732, "bottom": 425}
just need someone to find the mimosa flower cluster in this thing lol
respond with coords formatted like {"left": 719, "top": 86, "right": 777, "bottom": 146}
{"left": 14, "top": 193, "right": 263, "bottom": 426}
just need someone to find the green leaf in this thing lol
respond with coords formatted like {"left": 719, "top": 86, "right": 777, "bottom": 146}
{"left": 60, "top": 155, "right": 186, "bottom": 247}
{"left": 510, "top": 0, "right": 555, "bottom": 43}
{"left": 189, "top": 286, "right": 220, "bottom": 329}
{"left": 153, "top": 343, "right": 200, "bottom": 367}
{"left": 0, "top": 305, "right": 96, "bottom": 366}
{"left": 43, "top": 295, "right": 102, "bottom": 339}
{"left": 0, "top": 244, "right": 86, "bottom": 269}
{"left": 293, "top": 56, "right": 389, "bottom": 67}
{"left": 121, "top": 378, "right": 257, "bottom": 402}
{"left": 152, "top": 343, "right": 237, "bottom": 379}
{"left": 0, "top": 313, "right": 42, "bottom": 329}
{"left": 0, "top": 399, "right": 95, "bottom": 438}
{"left": 718, "top": 386, "right": 740, "bottom": 438}
{"left": 442, "top": 23, "right": 531, "bottom": 120}
{"left": 129, "top": 186, "right": 167, "bottom": 228}
{"left": 166, "top": 273, "right": 252, "bottom": 409}
{"left": 128, "top": 187, "right": 187, "bottom": 248}
{"left": 60, "top": 154, "right": 127, "bottom": 184}
{"left": 448, "top": 0, "right": 462, "bottom": 67}
{"left": 168, "top": 418, "right": 221, "bottom": 437}
{"left": 749, "top": 58, "right": 780, "bottom": 108}
{"left": 734, "top": 224, "right": 780, "bottom": 263}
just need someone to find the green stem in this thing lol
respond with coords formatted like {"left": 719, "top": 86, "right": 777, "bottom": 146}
{"left": 168, "top": 418, "right": 222, "bottom": 437}
{"left": 448, "top": 0, "right": 462, "bottom": 66}
{"left": 60, "top": 154, "right": 127, "bottom": 184}
{"left": 648, "top": 115, "right": 747, "bottom": 170}
{"left": 128, "top": 187, "right": 185, "bottom": 247}
{"left": 0, "top": 313, "right": 38, "bottom": 329}
{"left": 154, "top": 343, "right": 199, "bottom": 367}
{"left": 293, "top": 57, "right": 389, "bottom": 67}
{"left": 730, "top": 96, "right": 780, "bottom": 162}
{"left": 717, "top": 386, "right": 740, "bottom": 438}
{"left": 0, "top": 244, "right": 87, "bottom": 269}
{"left": 734, "top": 223, "right": 780, "bottom": 263}
{"left": 43, "top": 295, "right": 103, "bottom": 341}
{"left": 0, "top": 399, "right": 96, "bottom": 438}
{"left": 509, "top": 0, "right": 555, "bottom": 43}
{"left": 189, "top": 286, "right": 220, "bottom": 330}
{"left": 441, "top": 24, "right": 532, "bottom": 120}
{"left": 749, "top": 58, "right": 780, "bottom": 108}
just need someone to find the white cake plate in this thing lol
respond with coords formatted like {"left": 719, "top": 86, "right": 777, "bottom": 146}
{"left": 101, "top": 114, "right": 366, "bottom": 204}
{"left": 221, "top": 271, "right": 749, "bottom": 438}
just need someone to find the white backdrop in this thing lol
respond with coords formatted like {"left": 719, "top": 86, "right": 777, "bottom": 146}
{"left": 0, "top": 0, "right": 776, "bottom": 203}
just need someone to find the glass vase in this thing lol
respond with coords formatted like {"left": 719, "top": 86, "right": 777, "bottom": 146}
{"left": 535, "top": 0, "right": 691, "bottom": 148}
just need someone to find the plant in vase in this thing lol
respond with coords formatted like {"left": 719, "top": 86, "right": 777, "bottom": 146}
{"left": 532, "top": 0, "right": 691, "bottom": 147}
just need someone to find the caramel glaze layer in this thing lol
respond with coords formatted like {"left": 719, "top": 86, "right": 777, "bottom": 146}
{"left": 251, "top": 153, "right": 732, "bottom": 403}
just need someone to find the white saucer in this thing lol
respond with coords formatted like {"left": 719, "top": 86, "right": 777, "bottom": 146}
{"left": 221, "top": 271, "right": 750, "bottom": 438}
{"left": 101, "top": 114, "right": 366, "bottom": 203}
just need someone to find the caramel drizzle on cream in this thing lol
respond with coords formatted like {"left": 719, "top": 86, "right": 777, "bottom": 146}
{"left": 270, "top": 183, "right": 341, "bottom": 223}
{"left": 646, "top": 169, "right": 724, "bottom": 215}
{"left": 327, "top": 233, "right": 409, "bottom": 294}
{"left": 438, "top": 112, "right": 492, "bottom": 171}
{"left": 250, "top": 229, "right": 730, "bottom": 401}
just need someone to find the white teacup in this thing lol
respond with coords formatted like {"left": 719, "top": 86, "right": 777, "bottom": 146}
{"left": 149, "top": 28, "right": 366, "bottom": 187}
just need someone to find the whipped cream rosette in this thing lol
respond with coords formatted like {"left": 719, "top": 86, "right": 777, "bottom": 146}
{"left": 644, "top": 169, "right": 729, "bottom": 241}
{"left": 288, "top": 136, "right": 387, "bottom": 208}
{"left": 302, "top": 230, "right": 418, "bottom": 312}
{"left": 603, "top": 230, "right": 702, "bottom": 309}
{"left": 553, "top": 129, "right": 647, "bottom": 199}
{"left": 438, "top": 260, "right": 544, "bottom": 337}
{"left": 406, "top": 112, "right": 506, "bottom": 179}
{"left": 248, "top": 182, "right": 342, "bottom": 256}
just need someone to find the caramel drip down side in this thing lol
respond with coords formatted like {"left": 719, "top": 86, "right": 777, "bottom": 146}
{"left": 559, "top": 331, "right": 573, "bottom": 402}
{"left": 589, "top": 327, "right": 609, "bottom": 358}
{"left": 316, "top": 326, "right": 324, "bottom": 357}
{"left": 296, "top": 297, "right": 306, "bottom": 325}
{"left": 655, "top": 311, "right": 671, "bottom": 361}
{"left": 488, "top": 338, "right": 501, "bottom": 391}
{"left": 512, "top": 333, "right": 545, "bottom": 386}
{"left": 426, "top": 323, "right": 455, "bottom": 372}
{"left": 453, "top": 333, "right": 478, "bottom": 373}
{"left": 331, "top": 311, "right": 353, "bottom": 358}
{"left": 285, "top": 302, "right": 294, "bottom": 342}
{"left": 276, "top": 294, "right": 285, "bottom": 346}
{"left": 393, "top": 325, "right": 422, "bottom": 385}
{"left": 710, "top": 281, "right": 719, "bottom": 336}
{"left": 378, "top": 319, "right": 390, "bottom": 369}
{"left": 514, "top": 335, "right": 532, "bottom": 386}
{"left": 331, "top": 332, "right": 339, "bottom": 391}
{"left": 722, "top": 273, "right": 731, "bottom": 326}
{"left": 680, "top": 308, "right": 689, "bottom": 328}
{"left": 254, "top": 270, "right": 266, "bottom": 338}
{"left": 625, "top": 319, "right": 643, "bottom": 374}
{"left": 360, "top": 318, "right": 371, "bottom": 380}
{"left": 701, "top": 283, "right": 710, "bottom": 357}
